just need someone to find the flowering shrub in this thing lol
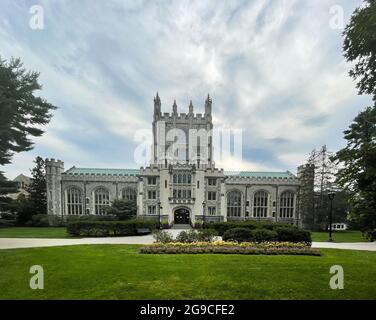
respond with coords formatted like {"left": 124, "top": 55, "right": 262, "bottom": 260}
{"left": 152, "top": 230, "right": 174, "bottom": 243}
{"left": 139, "top": 241, "right": 320, "bottom": 256}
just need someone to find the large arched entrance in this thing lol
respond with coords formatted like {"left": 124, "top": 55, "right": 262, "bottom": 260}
{"left": 174, "top": 208, "right": 190, "bottom": 224}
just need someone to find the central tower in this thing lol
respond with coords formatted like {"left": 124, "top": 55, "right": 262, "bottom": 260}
{"left": 152, "top": 93, "right": 214, "bottom": 169}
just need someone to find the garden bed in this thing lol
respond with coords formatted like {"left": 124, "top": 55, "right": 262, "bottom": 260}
{"left": 140, "top": 241, "right": 321, "bottom": 256}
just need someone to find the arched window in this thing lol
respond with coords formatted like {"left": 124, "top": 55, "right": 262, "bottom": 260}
{"left": 227, "top": 190, "right": 242, "bottom": 217}
{"left": 253, "top": 191, "right": 269, "bottom": 218}
{"left": 187, "top": 174, "right": 191, "bottom": 184}
{"left": 94, "top": 188, "right": 110, "bottom": 215}
{"left": 183, "top": 174, "right": 187, "bottom": 184}
{"left": 67, "top": 187, "right": 83, "bottom": 215}
{"left": 279, "top": 192, "right": 295, "bottom": 218}
{"left": 173, "top": 174, "right": 177, "bottom": 183}
{"left": 122, "top": 187, "right": 137, "bottom": 201}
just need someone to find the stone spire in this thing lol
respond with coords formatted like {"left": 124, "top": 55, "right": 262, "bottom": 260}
{"left": 205, "top": 94, "right": 212, "bottom": 116}
{"left": 172, "top": 99, "right": 178, "bottom": 115}
{"left": 153, "top": 92, "right": 161, "bottom": 118}
{"left": 189, "top": 100, "right": 194, "bottom": 115}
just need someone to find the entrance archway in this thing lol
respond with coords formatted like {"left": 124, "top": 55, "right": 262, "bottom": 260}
{"left": 174, "top": 208, "right": 190, "bottom": 224}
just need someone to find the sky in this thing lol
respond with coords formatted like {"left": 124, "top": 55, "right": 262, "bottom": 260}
{"left": 0, "top": 0, "right": 373, "bottom": 179}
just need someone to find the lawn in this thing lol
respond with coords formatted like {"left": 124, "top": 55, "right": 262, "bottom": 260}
{"left": 0, "top": 245, "right": 375, "bottom": 299}
{"left": 311, "top": 230, "right": 367, "bottom": 243}
{"left": 0, "top": 228, "right": 369, "bottom": 244}
{"left": 0, "top": 227, "right": 70, "bottom": 238}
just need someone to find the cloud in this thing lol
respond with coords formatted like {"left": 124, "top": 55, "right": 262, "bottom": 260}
{"left": 0, "top": 0, "right": 372, "bottom": 179}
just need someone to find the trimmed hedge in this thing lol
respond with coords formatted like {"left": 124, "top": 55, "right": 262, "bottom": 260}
{"left": 67, "top": 219, "right": 157, "bottom": 237}
{"left": 223, "top": 228, "right": 278, "bottom": 243}
{"left": 222, "top": 226, "right": 311, "bottom": 244}
{"left": 274, "top": 227, "right": 311, "bottom": 244}
{"left": 204, "top": 221, "right": 296, "bottom": 236}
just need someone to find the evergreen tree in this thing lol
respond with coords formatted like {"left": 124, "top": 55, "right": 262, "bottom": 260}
{"left": 28, "top": 156, "right": 47, "bottom": 214}
{"left": 0, "top": 172, "right": 18, "bottom": 213}
{"left": 0, "top": 56, "right": 57, "bottom": 165}
{"left": 106, "top": 199, "right": 137, "bottom": 220}
{"left": 332, "top": 106, "right": 376, "bottom": 240}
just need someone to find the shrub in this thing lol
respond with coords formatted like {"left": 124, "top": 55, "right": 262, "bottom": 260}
{"left": 66, "top": 219, "right": 157, "bottom": 237}
{"left": 204, "top": 221, "right": 295, "bottom": 236}
{"left": 153, "top": 230, "right": 174, "bottom": 243}
{"left": 67, "top": 215, "right": 117, "bottom": 222}
{"left": 197, "top": 229, "right": 218, "bottom": 242}
{"left": 275, "top": 227, "right": 311, "bottom": 244}
{"left": 249, "top": 229, "right": 278, "bottom": 243}
{"left": 0, "top": 212, "right": 15, "bottom": 220}
{"left": 176, "top": 230, "right": 199, "bottom": 243}
{"left": 26, "top": 214, "right": 49, "bottom": 227}
{"left": 161, "top": 221, "right": 171, "bottom": 229}
{"left": 223, "top": 228, "right": 253, "bottom": 242}
{"left": 0, "top": 219, "right": 17, "bottom": 228}
{"left": 194, "top": 221, "right": 203, "bottom": 229}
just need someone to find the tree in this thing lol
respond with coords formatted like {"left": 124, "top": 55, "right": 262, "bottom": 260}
{"left": 334, "top": 0, "right": 376, "bottom": 240}
{"left": 28, "top": 156, "right": 47, "bottom": 214}
{"left": 0, "top": 172, "right": 18, "bottom": 213}
{"left": 15, "top": 194, "right": 34, "bottom": 225}
{"left": 106, "top": 199, "right": 137, "bottom": 220}
{"left": 0, "top": 57, "right": 57, "bottom": 165}
{"left": 306, "top": 146, "right": 338, "bottom": 228}
{"left": 332, "top": 106, "right": 376, "bottom": 240}
{"left": 343, "top": 0, "right": 376, "bottom": 100}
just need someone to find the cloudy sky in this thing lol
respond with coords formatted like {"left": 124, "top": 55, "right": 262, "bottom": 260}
{"left": 0, "top": 0, "right": 372, "bottom": 179}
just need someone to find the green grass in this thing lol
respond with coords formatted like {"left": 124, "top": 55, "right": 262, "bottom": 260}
{"left": 311, "top": 230, "right": 367, "bottom": 243}
{"left": 0, "top": 227, "right": 70, "bottom": 238}
{"left": 0, "top": 245, "right": 375, "bottom": 299}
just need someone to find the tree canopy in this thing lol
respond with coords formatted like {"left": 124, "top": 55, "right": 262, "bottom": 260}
{"left": 0, "top": 57, "right": 57, "bottom": 165}
{"left": 343, "top": 0, "right": 376, "bottom": 99}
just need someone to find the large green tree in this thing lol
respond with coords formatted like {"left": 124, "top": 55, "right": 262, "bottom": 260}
{"left": 28, "top": 156, "right": 47, "bottom": 214}
{"left": 343, "top": 0, "right": 376, "bottom": 100}
{"left": 333, "top": 106, "right": 376, "bottom": 240}
{"left": 335, "top": 0, "right": 376, "bottom": 240}
{"left": 0, "top": 57, "right": 56, "bottom": 165}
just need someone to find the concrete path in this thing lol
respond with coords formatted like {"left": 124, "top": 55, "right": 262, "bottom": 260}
{"left": 0, "top": 231, "right": 375, "bottom": 251}
{"left": 312, "top": 241, "right": 376, "bottom": 251}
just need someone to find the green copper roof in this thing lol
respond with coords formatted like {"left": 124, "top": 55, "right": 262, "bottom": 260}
{"left": 65, "top": 167, "right": 140, "bottom": 176}
{"left": 225, "top": 171, "right": 296, "bottom": 179}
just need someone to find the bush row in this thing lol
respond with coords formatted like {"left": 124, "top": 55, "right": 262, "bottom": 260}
{"left": 140, "top": 244, "right": 320, "bottom": 256}
{"left": 203, "top": 221, "right": 298, "bottom": 236}
{"left": 153, "top": 229, "right": 218, "bottom": 243}
{"left": 222, "top": 227, "right": 311, "bottom": 244}
{"left": 67, "top": 219, "right": 157, "bottom": 237}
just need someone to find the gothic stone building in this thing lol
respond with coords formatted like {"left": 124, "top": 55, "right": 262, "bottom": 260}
{"left": 46, "top": 94, "right": 314, "bottom": 226}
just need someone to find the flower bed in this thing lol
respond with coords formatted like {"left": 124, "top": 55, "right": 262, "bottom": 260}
{"left": 139, "top": 241, "right": 321, "bottom": 256}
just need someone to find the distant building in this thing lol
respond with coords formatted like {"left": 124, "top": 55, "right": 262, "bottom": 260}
{"left": 46, "top": 94, "right": 314, "bottom": 226}
{"left": 331, "top": 223, "right": 348, "bottom": 231}
{"left": 7, "top": 174, "right": 31, "bottom": 200}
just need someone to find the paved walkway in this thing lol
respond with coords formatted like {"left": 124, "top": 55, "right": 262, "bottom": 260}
{"left": 0, "top": 231, "right": 375, "bottom": 251}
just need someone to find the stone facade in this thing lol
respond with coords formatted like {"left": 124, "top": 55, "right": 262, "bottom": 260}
{"left": 46, "top": 94, "right": 310, "bottom": 226}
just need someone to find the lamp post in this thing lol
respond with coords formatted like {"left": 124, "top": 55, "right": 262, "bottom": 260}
{"left": 158, "top": 201, "right": 162, "bottom": 230}
{"left": 327, "top": 192, "right": 335, "bottom": 242}
{"left": 202, "top": 201, "right": 206, "bottom": 225}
